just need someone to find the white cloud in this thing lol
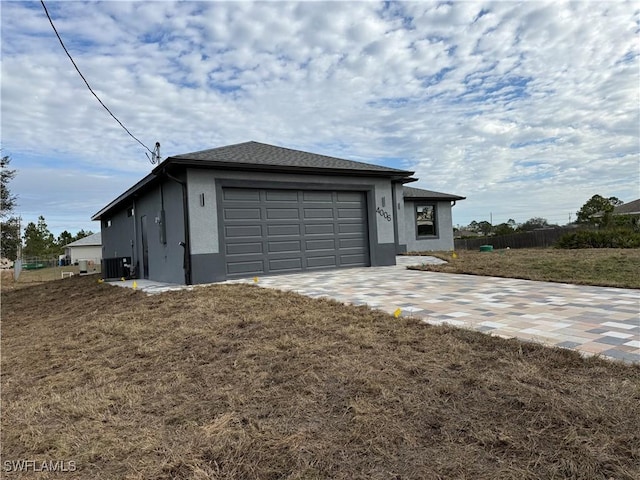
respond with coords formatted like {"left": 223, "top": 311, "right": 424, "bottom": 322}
{"left": 1, "top": 0, "right": 638, "bottom": 234}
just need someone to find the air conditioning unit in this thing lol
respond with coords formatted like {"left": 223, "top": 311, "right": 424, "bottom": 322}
{"left": 102, "top": 257, "right": 132, "bottom": 279}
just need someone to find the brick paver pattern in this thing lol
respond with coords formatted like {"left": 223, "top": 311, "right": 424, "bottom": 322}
{"left": 228, "top": 256, "right": 640, "bottom": 363}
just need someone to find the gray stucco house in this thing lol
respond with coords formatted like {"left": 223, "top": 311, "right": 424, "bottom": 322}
{"left": 92, "top": 142, "right": 464, "bottom": 284}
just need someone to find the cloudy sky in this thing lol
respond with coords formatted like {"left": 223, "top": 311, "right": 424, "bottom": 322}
{"left": 1, "top": 0, "right": 638, "bottom": 236}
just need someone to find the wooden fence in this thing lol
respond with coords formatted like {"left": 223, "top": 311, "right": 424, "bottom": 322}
{"left": 454, "top": 227, "right": 583, "bottom": 251}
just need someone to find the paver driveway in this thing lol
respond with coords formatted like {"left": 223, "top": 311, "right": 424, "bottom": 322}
{"left": 228, "top": 256, "right": 640, "bottom": 363}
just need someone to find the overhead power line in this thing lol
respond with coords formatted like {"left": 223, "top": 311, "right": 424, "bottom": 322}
{"left": 40, "top": 0, "right": 160, "bottom": 164}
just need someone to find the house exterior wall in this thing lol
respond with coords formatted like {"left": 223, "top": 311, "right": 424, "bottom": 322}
{"left": 403, "top": 200, "right": 455, "bottom": 252}
{"left": 186, "top": 168, "right": 397, "bottom": 283}
{"left": 393, "top": 183, "right": 407, "bottom": 253}
{"left": 100, "top": 179, "right": 185, "bottom": 284}
{"left": 101, "top": 207, "right": 135, "bottom": 260}
{"left": 133, "top": 179, "right": 185, "bottom": 284}
{"left": 187, "top": 170, "right": 219, "bottom": 255}
{"left": 67, "top": 245, "right": 102, "bottom": 264}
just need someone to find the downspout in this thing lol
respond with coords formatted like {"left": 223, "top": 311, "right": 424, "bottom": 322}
{"left": 132, "top": 198, "right": 137, "bottom": 276}
{"left": 163, "top": 170, "right": 192, "bottom": 285}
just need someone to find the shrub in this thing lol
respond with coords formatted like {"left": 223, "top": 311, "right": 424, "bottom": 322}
{"left": 556, "top": 228, "right": 640, "bottom": 249}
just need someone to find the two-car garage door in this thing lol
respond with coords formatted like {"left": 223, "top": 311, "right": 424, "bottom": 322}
{"left": 221, "top": 188, "right": 370, "bottom": 277}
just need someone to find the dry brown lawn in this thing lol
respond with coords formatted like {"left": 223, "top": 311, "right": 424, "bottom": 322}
{"left": 1, "top": 264, "right": 100, "bottom": 291}
{"left": 407, "top": 248, "right": 640, "bottom": 289}
{"left": 2, "top": 275, "right": 640, "bottom": 479}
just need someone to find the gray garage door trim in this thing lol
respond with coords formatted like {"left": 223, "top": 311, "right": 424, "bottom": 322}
{"left": 220, "top": 187, "right": 370, "bottom": 277}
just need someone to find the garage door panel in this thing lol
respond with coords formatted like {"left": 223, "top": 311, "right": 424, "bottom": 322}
{"left": 227, "top": 260, "right": 264, "bottom": 275}
{"left": 303, "top": 191, "right": 333, "bottom": 202}
{"left": 225, "top": 225, "right": 262, "bottom": 238}
{"left": 265, "top": 190, "right": 298, "bottom": 202}
{"left": 306, "top": 239, "right": 336, "bottom": 251}
{"left": 223, "top": 189, "right": 260, "bottom": 201}
{"left": 336, "top": 192, "right": 364, "bottom": 203}
{"left": 303, "top": 208, "right": 334, "bottom": 219}
{"left": 266, "top": 208, "right": 299, "bottom": 220}
{"left": 268, "top": 224, "right": 300, "bottom": 236}
{"left": 222, "top": 187, "right": 369, "bottom": 277}
{"left": 305, "top": 223, "right": 334, "bottom": 235}
{"left": 338, "top": 223, "right": 365, "bottom": 234}
{"left": 269, "top": 258, "right": 303, "bottom": 271}
{"left": 339, "top": 237, "right": 366, "bottom": 249}
{"left": 307, "top": 256, "right": 337, "bottom": 268}
{"left": 224, "top": 208, "right": 261, "bottom": 220}
{"left": 341, "top": 253, "right": 368, "bottom": 265}
{"left": 268, "top": 240, "right": 301, "bottom": 253}
{"left": 226, "top": 242, "right": 263, "bottom": 255}
{"left": 338, "top": 208, "right": 364, "bottom": 219}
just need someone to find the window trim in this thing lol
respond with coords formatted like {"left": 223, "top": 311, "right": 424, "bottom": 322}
{"left": 415, "top": 203, "right": 439, "bottom": 239}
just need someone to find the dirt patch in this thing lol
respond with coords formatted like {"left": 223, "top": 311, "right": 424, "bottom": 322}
{"left": 2, "top": 276, "right": 639, "bottom": 479}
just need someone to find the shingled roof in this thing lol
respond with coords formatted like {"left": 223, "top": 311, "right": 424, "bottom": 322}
{"left": 93, "top": 142, "right": 415, "bottom": 220}
{"left": 613, "top": 199, "right": 640, "bottom": 215}
{"left": 64, "top": 232, "right": 102, "bottom": 248}
{"left": 165, "top": 141, "right": 413, "bottom": 176}
{"left": 403, "top": 186, "right": 465, "bottom": 201}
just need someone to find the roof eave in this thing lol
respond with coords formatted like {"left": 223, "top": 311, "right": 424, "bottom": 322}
{"left": 393, "top": 177, "right": 419, "bottom": 185}
{"left": 159, "top": 157, "right": 414, "bottom": 178}
{"left": 91, "top": 173, "right": 158, "bottom": 221}
{"left": 405, "top": 195, "right": 466, "bottom": 201}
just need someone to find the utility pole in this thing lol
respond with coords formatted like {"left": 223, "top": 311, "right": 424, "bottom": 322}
{"left": 14, "top": 215, "right": 23, "bottom": 281}
{"left": 17, "top": 215, "right": 22, "bottom": 259}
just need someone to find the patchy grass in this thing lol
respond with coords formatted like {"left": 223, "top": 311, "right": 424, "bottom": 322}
{"left": 2, "top": 276, "right": 639, "bottom": 479}
{"left": 406, "top": 248, "right": 640, "bottom": 288}
{"left": 1, "top": 265, "right": 100, "bottom": 291}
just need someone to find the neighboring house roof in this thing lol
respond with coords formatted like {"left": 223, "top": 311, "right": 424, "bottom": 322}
{"left": 613, "top": 199, "right": 640, "bottom": 215}
{"left": 64, "top": 232, "right": 102, "bottom": 248}
{"left": 403, "top": 186, "right": 465, "bottom": 201}
{"left": 93, "top": 141, "right": 416, "bottom": 220}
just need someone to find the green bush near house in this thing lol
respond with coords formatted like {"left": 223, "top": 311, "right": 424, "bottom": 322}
{"left": 556, "top": 228, "right": 640, "bottom": 249}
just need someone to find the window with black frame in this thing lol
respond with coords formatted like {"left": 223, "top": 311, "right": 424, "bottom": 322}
{"left": 415, "top": 204, "right": 436, "bottom": 237}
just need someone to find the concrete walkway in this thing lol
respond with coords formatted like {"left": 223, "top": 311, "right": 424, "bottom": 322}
{"left": 111, "top": 257, "right": 640, "bottom": 363}
{"left": 228, "top": 256, "right": 640, "bottom": 363}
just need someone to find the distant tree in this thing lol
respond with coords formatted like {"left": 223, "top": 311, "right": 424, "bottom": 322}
{"left": 1, "top": 217, "right": 21, "bottom": 260}
{"left": 57, "top": 230, "right": 74, "bottom": 247}
{"left": 576, "top": 195, "right": 623, "bottom": 225}
{"left": 463, "top": 220, "right": 494, "bottom": 236}
{"left": 23, "top": 216, "right": 57, "bottom": 258}
{"left": 74, "top": 229, "right": 93, "bottom": 241}
{"left": 518, "top": 217, "right": 551, "bottom": 232}
{"left": 477, "top": 221, "right": 493, "bottom": 236}
{"left": 1, "top": 155, "right": 17, "bottom": 218}
{"left": 1, "top": 155, "right": 21, "bottom": 260}
{"left": 493, "top": 222, "right": 516, "bottom": 236}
